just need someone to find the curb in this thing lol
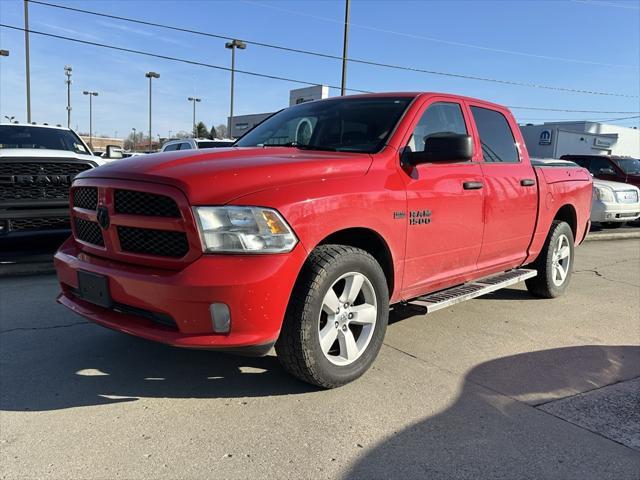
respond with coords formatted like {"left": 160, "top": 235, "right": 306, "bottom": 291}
{"left": 584, "top": 231, "right": 640, "bottom": 242}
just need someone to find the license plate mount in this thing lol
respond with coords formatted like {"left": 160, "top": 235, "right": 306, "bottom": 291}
{"left": 77, "top": 270, "right": 112, "bottom": 308}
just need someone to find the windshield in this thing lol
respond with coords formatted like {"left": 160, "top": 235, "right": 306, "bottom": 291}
{"left": 613, "top": 157, "right": 640, "bottom": 174}
{"left": 235, "top": 96, "right": 414, "bottom": 153}
{"left": 0, "top": 125, "right": 90, "bottom": 154}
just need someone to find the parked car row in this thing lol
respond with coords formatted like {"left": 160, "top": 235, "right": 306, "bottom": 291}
{"left": 533, "top": 158, "right": 640, "bottom": 228}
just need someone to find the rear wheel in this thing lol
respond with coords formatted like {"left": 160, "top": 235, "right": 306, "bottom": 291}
{"left": 525, "top": 221, "right": 574, "bottom": 298}
{"left": 276, "top": 245, "right": 389, "bottom": 388}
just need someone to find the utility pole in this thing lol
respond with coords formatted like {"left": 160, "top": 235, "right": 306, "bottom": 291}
{"left": 82, "top": 90, "right": 98, "bottom": 150}
{"left": 225, "top": 39, "right": 246, "bottom": 138}
{"left": 132, "top": 127, "right": 137, "bottom": 151}
{"left": 64, "top": 65, "right": 72, "bottom": 128}
{"left": 145, "top": 71, "right": 160, "bottom": 152}
{"left": 24, "top": 0, "right": 31, "bottom": 122}
{"left": 188, "top": 97, "right": 201, "bottom": 137}
{"left": 340, "top": 0, "right": 350, "bottom": 96}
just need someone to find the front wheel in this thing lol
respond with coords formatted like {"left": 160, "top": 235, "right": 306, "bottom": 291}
{"left": 525, "top": 220, "right": 574, "bottom": 298}
{"left": 276, "top": 245, "right": 389, "bottom": 388}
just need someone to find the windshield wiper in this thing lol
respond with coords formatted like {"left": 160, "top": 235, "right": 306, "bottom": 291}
{"left": 260, "top": 142, "right": 338, "bottom": 152}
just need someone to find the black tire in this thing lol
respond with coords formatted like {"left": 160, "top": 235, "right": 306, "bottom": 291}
{"left": 601, "top": 222, "right": 624, "bottom": 229}
{"left": 276, "top": 245, "right": 389, "bottom": 388}
{"left": 525, "top": 220, "right": 575, "bottom": 298}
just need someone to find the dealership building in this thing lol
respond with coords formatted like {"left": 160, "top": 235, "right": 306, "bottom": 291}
{"left": 520, "top": 121, "right": 639, "bottom": 159}
{"left": 230, "top": 85, "right": 330, "bottom": 138}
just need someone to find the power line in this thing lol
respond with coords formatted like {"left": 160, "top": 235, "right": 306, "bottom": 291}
{"left": 242, "top": 0, "right": 640, "bottom": 70}
{"left": 2, "top": 23, "right": 639, "bottom": 115}
{"left": 0, "top": 23, "right": 371, "bottom": 94}
{"left": 26, "top": 0, "right": 638, "bottom": 98}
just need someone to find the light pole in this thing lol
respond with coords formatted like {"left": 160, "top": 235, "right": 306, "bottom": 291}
{"left": 225, "top": 39, "right": 246, "bottom": 138}
{"left": 24, "top": 0, "right": 31, "bottom": 123}
{"left": 340, "top": 0, "right": 350, "bottom": 95}
{"left": 168, "top": 130, "right": 172, "bottom": 139}
{"left": 188, "top": 97, "right": 201, "bottom": 137}
{"left": 4, "top": 115, "right": 16, "bottom": 123}
{"left": 132, "top": 127, "right": 137, "bottom": 151}
{"left": 145, "top": 71, "right": 160, "bottom": 152}
{"left": 82, "top": 91, "right": 98, "bottom": 149}
{"left": 64, "top": 65, "right": 72, "bottom": 128}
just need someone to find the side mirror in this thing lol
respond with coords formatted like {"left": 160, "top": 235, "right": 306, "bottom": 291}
{"left": 405, "top": 134, "right": 473, "bottom": 165}
{"left": 105, "top": 145, "right": 123, "bottom": 159}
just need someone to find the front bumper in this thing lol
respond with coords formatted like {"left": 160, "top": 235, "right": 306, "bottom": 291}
{"left": 54, "top": 237, "right": 307, "bottom": 352}
{"left": 591, "top": 200, "right": 640, "bottom": 223}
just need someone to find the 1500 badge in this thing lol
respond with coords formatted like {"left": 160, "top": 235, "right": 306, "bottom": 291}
{"left": 409, "top": 209, "right": 431, "bottom": 225}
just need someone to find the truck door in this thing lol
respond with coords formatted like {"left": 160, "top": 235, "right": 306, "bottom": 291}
{"left": 400, "top": 99, "right": 485, "bottom": 298}
{"left": 469, "top": 104, "right": 538, "bottom": 271}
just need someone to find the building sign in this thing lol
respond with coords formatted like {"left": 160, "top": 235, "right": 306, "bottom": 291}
{"left": 539, "top": 129, "right": 552, "bottom": 145}
{"left": 289, "top": 85, "right": 329, "bottom": 106}
{"left": 593, "top": 137, "right": 615, "bottom": 149}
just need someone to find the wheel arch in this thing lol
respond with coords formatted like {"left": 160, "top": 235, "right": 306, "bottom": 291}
{"left": 553, "top": 204, "right": 577, "bottom": 239}
{"left": 316, "top": 227, "right": 395, "bottom": 298}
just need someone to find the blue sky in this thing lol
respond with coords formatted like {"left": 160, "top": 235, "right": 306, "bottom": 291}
{"left": 1, "top": 0, "right": 639, "bottom": 139}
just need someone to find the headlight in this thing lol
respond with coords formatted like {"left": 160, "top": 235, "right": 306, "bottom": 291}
{"left": 193, "top": 206, "right": 298, "bottom": 253}
{"left": 594, "top": 186, "right": 615, "bottom": 202}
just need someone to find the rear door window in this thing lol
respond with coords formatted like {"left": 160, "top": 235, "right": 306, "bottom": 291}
{"left": 163, "top": 143, "right": 179, "bottom": 151}
{"left": 471, "top": 106, "right": 519, "bottom": 163}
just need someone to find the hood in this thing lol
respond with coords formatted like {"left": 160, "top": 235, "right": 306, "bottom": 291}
{"left": 77, "top": 147, "right": 373, "bottom": 204}
{"left": 0, "top": 148, "right": 102, "bottom": 164}
{"left": 593, "top": 178, "right": 640, "bottom": 192}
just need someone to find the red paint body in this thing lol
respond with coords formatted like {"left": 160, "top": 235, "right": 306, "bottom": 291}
{"left": 54, "top": 93, "right": 592, "bottom": 351}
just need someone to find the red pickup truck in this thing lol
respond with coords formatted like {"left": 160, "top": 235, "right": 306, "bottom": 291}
{"left": 54, "top": 92, "right": 592, "bottom": 387}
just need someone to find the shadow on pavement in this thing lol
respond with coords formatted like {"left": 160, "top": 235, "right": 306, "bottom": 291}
{"left": 346, "top": 344, "right": 640, "bottom": 479}
{"left": 0, "top": 329, "right": 317, "bottom": 412}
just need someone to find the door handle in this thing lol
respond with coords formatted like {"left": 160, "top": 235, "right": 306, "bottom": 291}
{"left": 520, "top": 179, "right": 536, "bottom": 187}
{"left": 463, "top": 181, "right": 483, "bottom": 190}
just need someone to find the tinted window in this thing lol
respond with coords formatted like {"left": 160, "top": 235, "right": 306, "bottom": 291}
{"left": 163, "top": 143, "right": 179, "bottom": 151}
{"left": 408, "top": 102, "right": 467, "bottom": 152}
{"left": 0, "top": 125, "right": 89, "bottom": 154}
{"left": 588, "top": 158, "right": 615, "bottom": 175}
{"left": 178, "top": 143, "right": 192, "bottom": 150}
{"left": 235, "top": 97, "right": 414, "bottom": 153}
{"left": 613, "top": 158, "right": 640, "bottom": 174}
{"left": 471, "top": 107, "right": 519, "bottom": 163}
{"left": 572, "top": 158, "right": 590, "bottom": 169}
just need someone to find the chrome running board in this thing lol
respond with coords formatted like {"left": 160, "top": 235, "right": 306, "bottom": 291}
{"left": 408, "top": 269, "right": 537, "bottom": 313}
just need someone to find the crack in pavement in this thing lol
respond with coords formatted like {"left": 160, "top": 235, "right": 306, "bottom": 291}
{"left": 0, "top": 321, "right": 91, "bottom": 335}
{"left": 574, "top": 269, "right": 640, "bottom": 288}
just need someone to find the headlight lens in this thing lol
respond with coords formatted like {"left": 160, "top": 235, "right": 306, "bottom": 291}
{"left": 193, "top": 206, "right": 298, "bottom": 253}
{"left": 594, "top": 186, "right": 615, "bottom": 202}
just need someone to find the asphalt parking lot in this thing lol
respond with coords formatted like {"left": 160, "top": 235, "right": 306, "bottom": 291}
{"left": 1, "top": 239, "right": 639, "bottom": 479}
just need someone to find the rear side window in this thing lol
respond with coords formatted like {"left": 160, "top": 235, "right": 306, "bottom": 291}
{"left": 178, "top": 143, "right": 192, "bottom": 150}
{"left": 163, "top": 143, "right": 179, "bottom": 151}
{"left": 408, "top": 102, "right": 467, "bottom": 153}
{"left": 471, "top": 106, "right": 519, "bottom": 163}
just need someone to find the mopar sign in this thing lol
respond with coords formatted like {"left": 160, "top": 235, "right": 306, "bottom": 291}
{"left": 539, "top": 129, "right": 552, "bottom": 145}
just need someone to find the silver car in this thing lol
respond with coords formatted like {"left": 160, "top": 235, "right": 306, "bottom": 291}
{"left": 591, "top": 178, "right": 640, "bottom": 228}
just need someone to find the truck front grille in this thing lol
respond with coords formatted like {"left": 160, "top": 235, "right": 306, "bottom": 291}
{"left": 74, "top": 217, "right": 104, "bottom": 246}
{"left": 0, "top": 161, "right": 94, "bottom": 203}
{"left": 117, "top": 226, "right": 189, "bottom": 258}
{"left": 73, "top": 187, "right": 98, "bottom": 210}
{"left": 114, "top": 189, "right": 180, "bottom": 217}
{"left": 10, "top": 216, "right": 70, "bottom": 231}
{"left": 70, "top": 182, "right": 194, "bottom": 265}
